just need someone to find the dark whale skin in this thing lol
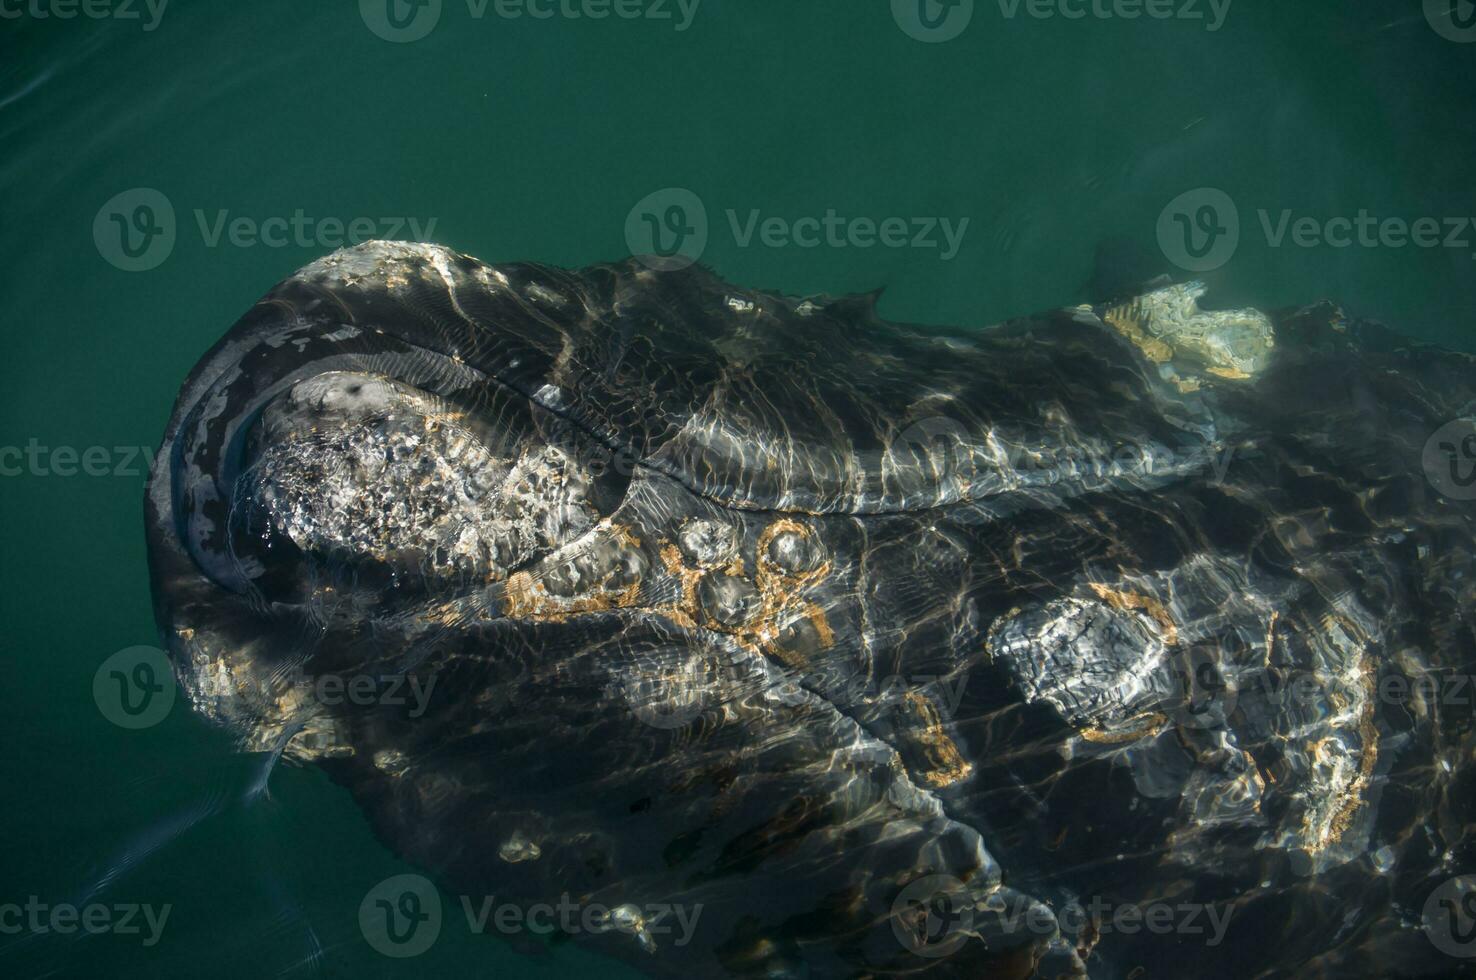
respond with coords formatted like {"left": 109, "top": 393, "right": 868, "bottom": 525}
{"left": 146, "top": 241, "right": 1476, "bottom": 979}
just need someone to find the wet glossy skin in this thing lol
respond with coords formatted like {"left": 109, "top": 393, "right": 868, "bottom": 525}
{"left": 147, "top": 241, "right": 1476, "bottom": 978}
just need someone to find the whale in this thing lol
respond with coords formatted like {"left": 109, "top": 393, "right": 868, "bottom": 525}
{"left": 145, "top": 240, "right": 1476, "bottom": 978}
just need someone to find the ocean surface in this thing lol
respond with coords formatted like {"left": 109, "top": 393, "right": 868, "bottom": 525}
{"left": 2, "top": 3, "right": 1475, "bottom": 977}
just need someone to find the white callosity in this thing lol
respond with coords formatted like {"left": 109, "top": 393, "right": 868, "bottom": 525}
{"left": 988, "top": 555, "right": 1386, "bottom": 874}
{"left": 987, "top": 597, "right": 1175, "bottom": 728}
{"left": 676, "top": 517, "right": 738, "bottom": 566}
{"left": 248, "top": 371, "right": 597, "bottom": 582}
{"left": 1135, "top": 281, "right": 1276, "bottom": 378}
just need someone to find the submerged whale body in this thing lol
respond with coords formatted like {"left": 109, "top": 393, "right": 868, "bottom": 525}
{"left": 146, "top": 241, "right": 1476, "bottom": 978}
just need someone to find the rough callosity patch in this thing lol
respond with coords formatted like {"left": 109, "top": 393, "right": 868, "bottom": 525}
{"left": 987, "top": 595, "right": 1176, "bottom": 729}
{"left": 295, "top": 239, "right": 462, "bottom": 289}
{"left": 249, "top": 371, "right": 597, "bottom": 584}
{"left": 1104, "top": 281, "right": 1275, "bottom": 382}
{"left": 499, "top": 521, "right": 647, "bottom": 621}
{"left": 1258, "top": 604, "right": 1383, "bottom": 872}
{"left": 990, "top": 555, "right": 1388, "bottom": 874}
{"left": 898, "top": 690, "right": 975, "bottom": 788}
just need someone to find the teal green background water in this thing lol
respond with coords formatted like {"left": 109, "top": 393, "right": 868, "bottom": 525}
{"left": 2, "top": 2, "right": 1474, "bottom": 976}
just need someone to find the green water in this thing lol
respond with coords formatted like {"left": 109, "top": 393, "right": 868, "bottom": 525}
{"left": 2, "top": 2, "right": 1474, "bottom": 976}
